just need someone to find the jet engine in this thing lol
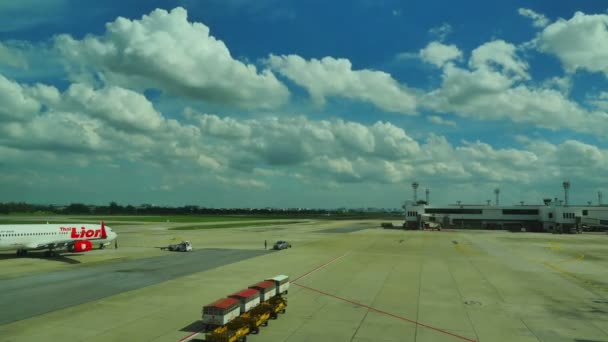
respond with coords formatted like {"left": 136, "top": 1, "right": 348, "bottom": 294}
{"left": 69, "top": 240, "right": 93, "bottom": 253}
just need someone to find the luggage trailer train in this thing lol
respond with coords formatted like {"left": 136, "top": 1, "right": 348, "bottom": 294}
{"left": 201, "top": 275, "right": 289, "bottom": 342}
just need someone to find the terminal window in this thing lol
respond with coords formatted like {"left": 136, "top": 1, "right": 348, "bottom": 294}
{"left": 502, "top": 209, "right": 539, "bottom": 215}
{"left": 425, "top": 208, "right": 483, "bottom": 215}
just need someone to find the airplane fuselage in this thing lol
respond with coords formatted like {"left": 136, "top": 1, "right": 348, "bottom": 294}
{"left": 0, "top": 223, "right": 117, "bottom": 252}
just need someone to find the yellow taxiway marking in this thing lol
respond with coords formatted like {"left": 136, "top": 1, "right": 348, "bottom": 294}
{"left": 541, "top": 241, "right": 606, "bottom": 293}
{"left": 544, "top": 241, "right": 585, "bottom": 264}
{"left": 453, "top": 237, "right": 602, "bottom": 293}
{"left": 453, "top": 241, "right": 482, "bottom": 256}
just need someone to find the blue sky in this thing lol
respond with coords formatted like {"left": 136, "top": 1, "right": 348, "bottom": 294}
{"left": 0, "top": 0, "right": 607, "bottom": 208}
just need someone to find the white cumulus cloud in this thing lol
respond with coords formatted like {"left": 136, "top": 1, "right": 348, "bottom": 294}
{"left": 0, "top": 41, "right": 28, "bottom": 68}
{"left": 518, "top": 8, "right": 549, "bottom": 28}
{"left": 420, "top": 39, "right": 608, "bottom": 136}
{"left": 2, "top": 70, "right": 607, "bottom": 202}
{"left": 469, "top": 40, "right": 529, "bottom": 80}
{"left": 267, "top": 54, "right": 417, "bottom": 114}
{"left": 55, "top": 7, "right": 289, "bottom": 109}
{"left": 538, "top": 11, "right": 608, "bottom": 76}
{"left": 63, "top": 83, "right": 165, "bottom": 132}
{"left": 587, "top": 91, "right": 608, "bottom": 111}
{"left": 419, "top": 42, "right": 462, "bottom": 68}
{"left": 0, "top": 74, "right": 41, "bottom": 121}
{"left": 428, "top": 115, "right": 457, "bottom": 127}
{"left": 557, "top": 140, "right": 605, "bottom": 167}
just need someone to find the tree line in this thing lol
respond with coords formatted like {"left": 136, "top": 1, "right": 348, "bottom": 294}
{"left": 0, "top": 201, "right": 401, "bottom": 216}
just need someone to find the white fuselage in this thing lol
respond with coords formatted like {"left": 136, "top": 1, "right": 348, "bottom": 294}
{"left": 0, "top": 223, "right": 117, "bottom": 251}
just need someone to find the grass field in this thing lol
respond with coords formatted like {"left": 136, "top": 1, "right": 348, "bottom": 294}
{"left": 0, "top": 214, "right": 404, "bottom": 223}
{"left": 169, "top": 220, "right": 305, "bottom": 230}
{"left": 0, "top": 216, "right": 291, "bottom": 224}
{"left": 71, "top": 215, "right": 296, "bottom": 222}
{"left": 0, "top": 219, "right": 139, "bottom": 225}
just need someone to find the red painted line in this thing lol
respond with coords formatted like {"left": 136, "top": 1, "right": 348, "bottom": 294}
{"left": 293, "top": 283, "right": 478, "bottom": 342}
{"left": 292, "top": 252, "right": 349, "bottom": 282}
{"left": 177, "top": 331, "right": 200, "bottom": 342}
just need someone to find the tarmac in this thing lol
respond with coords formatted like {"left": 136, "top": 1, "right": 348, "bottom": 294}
{"left": 0, "top": 248, "right": 269, "bottom": 325}
{"left": 1, "top": 220, "right": 607, "bottom": 342}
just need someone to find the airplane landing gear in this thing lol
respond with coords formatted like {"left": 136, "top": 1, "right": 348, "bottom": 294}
{"left": 44, "top": 250, "right": 57, "bottom": 257}
{"left": 16, "top": 249, "right": 27, "bottom": 256}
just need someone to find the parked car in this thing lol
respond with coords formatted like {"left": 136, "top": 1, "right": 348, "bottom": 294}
{"left": 273, "top": 240, "right": 292, "bottom": 250}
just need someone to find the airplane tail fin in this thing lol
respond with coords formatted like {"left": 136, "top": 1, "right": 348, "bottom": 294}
{"left": 101, "top": 221, "right": 107, "bottom": 239}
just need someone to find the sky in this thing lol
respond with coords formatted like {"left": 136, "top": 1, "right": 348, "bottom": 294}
{"left": 0, "top": 0, "right": 607, "bottom": 208}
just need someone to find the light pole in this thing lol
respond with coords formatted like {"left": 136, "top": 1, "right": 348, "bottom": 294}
{"left": 563, "top": 181, "right": 570, "bottom": 206}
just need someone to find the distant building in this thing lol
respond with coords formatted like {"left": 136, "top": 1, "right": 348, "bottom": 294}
{"left": 404, "top": 202, "right": 608, "bottom": 232}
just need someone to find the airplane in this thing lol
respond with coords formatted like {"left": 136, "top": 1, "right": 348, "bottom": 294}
{"left": 0, "top": 221, "right": 118, "bottom": 257}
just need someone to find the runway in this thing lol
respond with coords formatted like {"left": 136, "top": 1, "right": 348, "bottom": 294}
{"left": 0, "top": 248, "right": 269, "bottom": 325}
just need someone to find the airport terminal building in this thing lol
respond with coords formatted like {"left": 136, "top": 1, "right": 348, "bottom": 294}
{"left": 404, "top": 202, "right": 608, "bottom": 232}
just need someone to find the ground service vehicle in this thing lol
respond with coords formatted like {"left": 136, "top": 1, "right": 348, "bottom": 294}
{"left": 273, "top": 240, "right": 291, "bottom": 250}
{"left": 201, "top": 275, "right": 289, "bottom": 342}
{"left": 202, "top": 298, "right": 241, "bottom": 328}
{"left": 266, "top": 274, "right": 290, "bottom": 295}
{"left": 249, "top": 281, "right": 276, "bottom": 301}
{"left": 161, "top": 240, "right": 192, "bottom": 252}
